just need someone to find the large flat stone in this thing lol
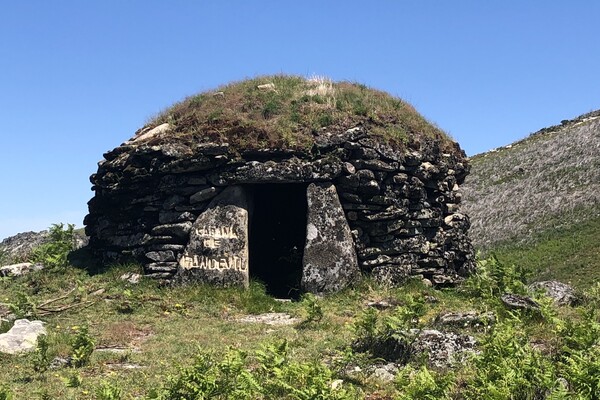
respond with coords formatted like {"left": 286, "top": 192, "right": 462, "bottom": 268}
{"left": 177, "top": 186, "right": 249, "bottom": 287}
{"left": 302, "top": 182, "right": 360, "bottom": 293}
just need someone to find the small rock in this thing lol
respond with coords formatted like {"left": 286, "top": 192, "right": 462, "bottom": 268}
{"left": 49, "top": 356, "right": 71, "bottom": 369}
{"left": 107, "top": 363, "right": 145, "bottom": 369}
{"left": 145, "top": 250, "right": 176, "bottom": 262}
{"left": 435, "top": 311, "right": 495, "bottom": 328}
{"left": 528, "top": 281, "right": 578, "bottom": 306}
{"left": 95, "top": 346, "right": 141, "bottom": 354}
{"left": 501, "top": 293, "right": 540, "bottom": 310}
{"left": 371, "top": 362, "right": 399, "bottom": 382}
{"left": 190, "top": 187, "right": 218, "bottom": 204}
{"left": 257, "top": 83, "right": 276, "bottom": 91}
{"left": 90, "top": 288, "right": 106, "bottom": 296}
{"left": 366, "top": 300, "right": 394, "bottom": 310}
{"left": 342, "top": 162, "right": 356, "bottom": 175}
{"left": 330, "top": 379, "right": 344, "bottom": 390}
{"left": 0, "top": 319, "right": 46, "bottom": 354}
{"left": 423, "top": 295, "right": 438, "bottom": 304}
{"left": 120, "top": 273, "right": 141, "bottom": 284}
{"left": 238, "top": 313, "right": 300, "bottom": 326}
{"left": 421, "top": 278, "right": 433, "bottom": 287}
{"left": 131, "top": 123, "right": 170, "bottom": 142}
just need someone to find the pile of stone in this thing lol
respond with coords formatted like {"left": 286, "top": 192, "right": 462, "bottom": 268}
{"left": 85, "top": 124, "right": 474, "bottom": 292}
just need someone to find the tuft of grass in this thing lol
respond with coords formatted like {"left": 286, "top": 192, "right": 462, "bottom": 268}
{"left": 147, "top": 75, "right": 455, "bottom": 154}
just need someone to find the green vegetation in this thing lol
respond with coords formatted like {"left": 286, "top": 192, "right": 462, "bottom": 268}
{"left": 31, "top": 223, "right": 76, "bottom": 271}
{"left": 148, "top": 75, "right": 455, "bottom": 154}
{"left": 2, "top": 226, "right": 600, "bottom": 398}
{"left": 492, "top": 211, "right": 600, "bottom": 289}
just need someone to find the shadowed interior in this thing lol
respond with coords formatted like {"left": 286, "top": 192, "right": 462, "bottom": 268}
{"left": 248, "top": 184, "right": 308, "bottom": 299}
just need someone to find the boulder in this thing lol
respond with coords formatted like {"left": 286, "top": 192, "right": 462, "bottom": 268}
{"left": 302, "top": 183, "right": 360, "bottom": 293}
{"left": 500, "top": 293, "right": 541, "bottom": 311}
{"left": 0, "top": 319, "right": 46, "bottom": 354}
{"left": 0, "top": 262, "right": 43, "bottom": 277}
{"left": 528, "top": 281, "right": 578, "bottom": 306}
{"left": 411, "top": 329, "right": 477, "bottom": 368}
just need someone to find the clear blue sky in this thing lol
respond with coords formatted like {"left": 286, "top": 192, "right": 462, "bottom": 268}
{"left": 1, "top": 1, "right": 599, "bottom": 240}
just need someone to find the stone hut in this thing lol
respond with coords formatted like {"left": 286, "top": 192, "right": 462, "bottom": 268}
{"left": 85, "top": 76, "right": 474, "bottom": 296}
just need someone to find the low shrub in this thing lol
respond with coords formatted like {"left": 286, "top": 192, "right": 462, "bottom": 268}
{"left": 31, "top": 223, "right": 75, "bottom": 270}
{"left": 152, "top": 341, "right": 360, "bottom": 399}
{"left": 351, "top": 295, "right": 425, "bottom": 363}
{"left": 462, "top": 256, "right": 529, "bottom": 300}
{"left": 70, "top": 325, "right": 95, "bottom": 367}
{"left": 463, "top": 317, "right": 556, "bottom": 399}
{"left": 96, "top": 381, "right": 123, "bottom": 400}
{"left": 395, "top": 365, "right": 455, "bottom": 400}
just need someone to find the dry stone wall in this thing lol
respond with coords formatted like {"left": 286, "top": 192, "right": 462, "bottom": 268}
{"left": 85, "top": 126, "right": 474, "bottom": 291}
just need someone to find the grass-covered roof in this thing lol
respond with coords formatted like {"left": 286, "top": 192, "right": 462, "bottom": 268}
{"left": 147, "top": 75, "right": 456, "bottom": 153}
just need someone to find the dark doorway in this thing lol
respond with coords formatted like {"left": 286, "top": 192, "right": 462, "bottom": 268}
{"left": 248, "top": 184, "right": 308, "bottom": 299}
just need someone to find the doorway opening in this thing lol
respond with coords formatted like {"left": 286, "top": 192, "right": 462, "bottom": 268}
{"left": 248, "top": 184, "right": 308, "bottom": 299}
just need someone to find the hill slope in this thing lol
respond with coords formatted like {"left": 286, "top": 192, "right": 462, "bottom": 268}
{"left": 462, "top": 110, "right": 600, "bottom": 287}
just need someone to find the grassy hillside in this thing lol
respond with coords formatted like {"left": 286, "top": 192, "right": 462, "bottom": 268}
{"left": 462, "top": 110, "right": 600, "bottom": 288}
{"left": 493, "top": 207, "right": 600, "bottom": 288}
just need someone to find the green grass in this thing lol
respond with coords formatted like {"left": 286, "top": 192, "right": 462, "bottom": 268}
{"left": 490, "top": 211, "right": 600, "bottom": 289}
{"left": 146, "top": 75, "right": 456, "bottom": 155}
{"left": 2, "top": 228, "right": 600, "bottom": 398}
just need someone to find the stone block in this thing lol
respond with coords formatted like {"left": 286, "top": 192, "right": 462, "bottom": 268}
{"left": 302, "top": 183, "right": 360, "bottom": 293}
{"left": 177, "top": 186, "right": 249, "bottom": 287}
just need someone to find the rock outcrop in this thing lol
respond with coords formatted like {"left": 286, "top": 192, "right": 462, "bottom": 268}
{"left": 0, "top": 229, "right": 88, "bottom": 266}
{"left": 528, "top": 281, "right": 578, "bottom": 306}
{"left": 84, "top": 76, "right": 474, "bottom": 293}
{"left": 0, "top": 319, "right": 46, "bottom": 354}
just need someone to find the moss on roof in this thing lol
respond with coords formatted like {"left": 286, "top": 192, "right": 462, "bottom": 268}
{"left": 147, "top": 75, "right": 457, "bottom": 154}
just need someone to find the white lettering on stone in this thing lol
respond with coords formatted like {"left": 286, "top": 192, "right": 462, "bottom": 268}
{"left": 195, "top": 226, "right": 237, "bottom": 239}
{"left": 180, "top": 254, "right": 247, "bottom": 271}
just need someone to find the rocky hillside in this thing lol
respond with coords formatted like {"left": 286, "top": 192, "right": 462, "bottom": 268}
{"left": 463, "top": 110, "right": 600, "bottom": 249}
{"left": 462, "top": 110, "right": 600, "bottom": 286}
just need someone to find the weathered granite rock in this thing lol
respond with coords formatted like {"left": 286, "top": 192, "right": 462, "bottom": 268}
{"left": 371, "top": 362, "right": 399, "bottom": 382}
{"left": 177, "top": 186, "right": 249, "bottom": 287}
{"left": 528, "top": 281, "right": 578, "bottom": 306}
{"left": 120, "top": 272, "right": 142, "bottom": 284}
{"left": 410, "top": 329, "right": 477, "bottom": 368}
{"left": 0, "top": 319, "right": 46, "bottom": 354}
{"left": 435, "top": 311, "right": 496, "bottom": 328}
{"left": 302, "top": 183, "right": 360, "bottom": 293}
{"left": 0, "top": 262, "right": 43, "bottom": 277}
{"left": 501, "top": 293, "right": 541, "bottom": 311}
